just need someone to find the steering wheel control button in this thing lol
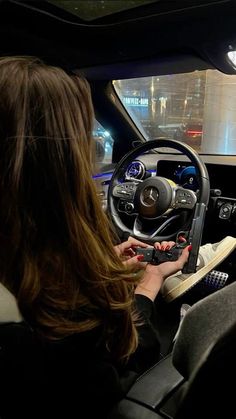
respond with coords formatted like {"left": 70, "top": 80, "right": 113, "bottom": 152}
{"left": 118, "top": 200, "right": 126, "bottom": 211}
{"left": 113, "top": 183, "right": 136, "bottom": 199}
{"left": 125, "top": 202, "right": 134, "bottom": 213}
{"left": 174, "top": 188, "right": 197, "bottom": 209}
{"left": 219, "top": 204, "right": 232, "bottom": 219}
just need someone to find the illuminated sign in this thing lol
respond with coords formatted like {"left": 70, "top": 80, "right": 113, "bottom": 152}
{"left": 123, "top": 97, "right": 149, "bottom": 107}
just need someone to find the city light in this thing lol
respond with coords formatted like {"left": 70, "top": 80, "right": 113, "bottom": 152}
{"left": 227, "top": 50, "right": 236, "bottom": 68}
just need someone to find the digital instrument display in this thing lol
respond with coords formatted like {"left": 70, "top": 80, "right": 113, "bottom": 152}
{"left": 157, "top": 161, "right": 198, "bottom": 191}
{"left": 157, "top": 160, "right": 236, "bottom": 197}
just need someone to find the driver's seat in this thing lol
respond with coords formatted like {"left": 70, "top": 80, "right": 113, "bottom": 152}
{"left": 109, "top": 280, "right": 236, "bottom": 419}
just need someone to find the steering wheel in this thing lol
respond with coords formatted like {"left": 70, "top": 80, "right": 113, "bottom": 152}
{"left": 108, "top": 139, "right": 210, "bottom": 273}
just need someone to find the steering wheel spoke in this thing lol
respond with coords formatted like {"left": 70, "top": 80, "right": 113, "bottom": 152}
{"left": 132, "top": 213, "right": 182, "bottom": 241}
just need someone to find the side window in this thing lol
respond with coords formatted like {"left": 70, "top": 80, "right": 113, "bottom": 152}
{"left": 93, "top": 120, "right": 114, "bottom": 166}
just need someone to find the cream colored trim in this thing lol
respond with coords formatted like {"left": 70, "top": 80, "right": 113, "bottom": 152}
{"left": 0, "top": 283, "right": 23, "bottom": 323}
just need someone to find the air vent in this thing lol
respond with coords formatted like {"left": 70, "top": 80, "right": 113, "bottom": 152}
{"left": 125, "top": 161, "right": 146, "bottom": 180}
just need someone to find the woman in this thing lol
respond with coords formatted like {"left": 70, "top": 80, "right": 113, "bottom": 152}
{"left": 0, "top": 56, "right": 189, "bottom": 418}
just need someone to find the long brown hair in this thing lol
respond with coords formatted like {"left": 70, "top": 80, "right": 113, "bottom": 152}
{"left": 0, "top": 56, "right": 140, "bottom": 361}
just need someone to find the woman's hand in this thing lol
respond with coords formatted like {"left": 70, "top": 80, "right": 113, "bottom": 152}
{"left": 135, "top": 242, "right": 191, "bottom": 301}
{"left": 115, "top": 236, "right": 191, "bottom": 301}
{"left": 114, "top": 236, "right": 149, "bottom": 267}
{"left": 147, "top": 241, "right": 190, "bottom": 279}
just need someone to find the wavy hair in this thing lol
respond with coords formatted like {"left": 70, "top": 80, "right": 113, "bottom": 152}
{"left": 0, "top": 56, "right": 141, "bottom": 361}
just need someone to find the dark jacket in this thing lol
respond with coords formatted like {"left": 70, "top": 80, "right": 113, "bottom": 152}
{"left": 0, "top": 290, "right": 161, "bottom": 419}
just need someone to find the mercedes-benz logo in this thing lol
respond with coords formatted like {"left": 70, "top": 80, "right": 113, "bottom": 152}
{"left": 142, "top": 186, "right": 159, "bottom": 206}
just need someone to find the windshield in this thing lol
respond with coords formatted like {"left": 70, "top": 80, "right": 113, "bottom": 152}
{"left": 113, "top": 69, "right": 236, "bottom": 155}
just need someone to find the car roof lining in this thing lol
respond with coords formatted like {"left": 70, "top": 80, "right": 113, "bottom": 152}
{"left": 46, "top": 0, "right": 158, "bottom": 23}
{"left": 16, "top": 0, "right": 230, "bottom": 25}
{"left": 0, "top": 0, "right": 236, "bottom": 80}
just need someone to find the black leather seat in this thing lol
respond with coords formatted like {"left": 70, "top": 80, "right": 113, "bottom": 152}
{"left": 109, "top": 282, "right": 236, "bottom": 419}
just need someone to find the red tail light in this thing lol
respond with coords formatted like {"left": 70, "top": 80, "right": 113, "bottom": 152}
{"left": 186, "top": 130, "right": 202, "bottom": 137}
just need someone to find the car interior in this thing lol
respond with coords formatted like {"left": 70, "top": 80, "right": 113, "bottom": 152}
{"left": 1, "top": 0, "right": 236, "bottom": 418}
